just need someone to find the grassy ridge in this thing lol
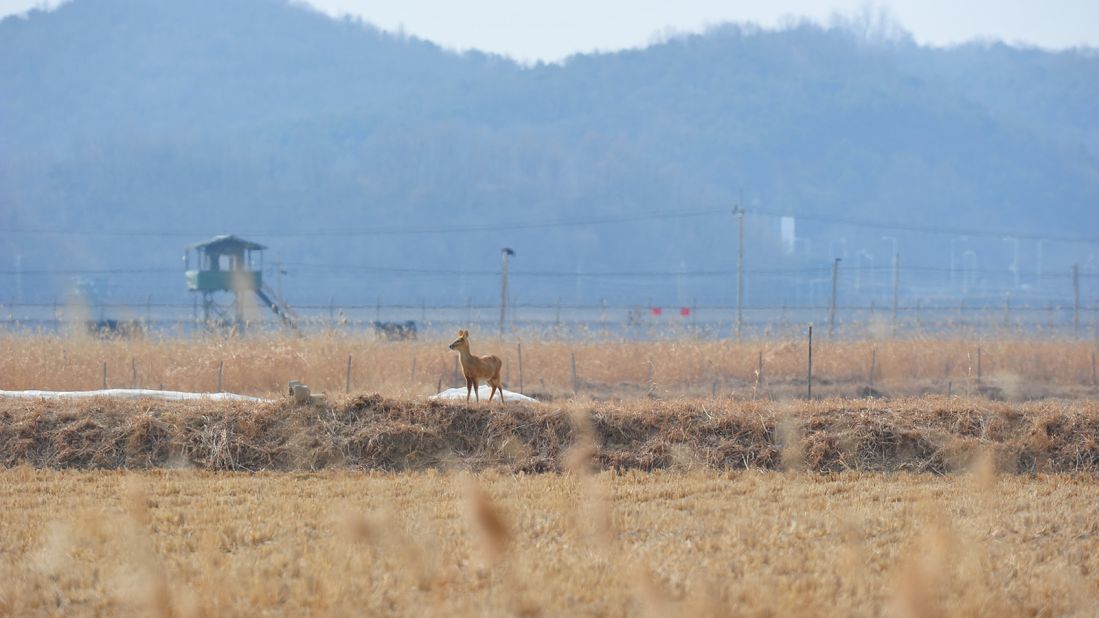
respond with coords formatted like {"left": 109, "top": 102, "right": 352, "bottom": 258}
{"left": 2, "top": 396, "right": 1097, "bottom": 473}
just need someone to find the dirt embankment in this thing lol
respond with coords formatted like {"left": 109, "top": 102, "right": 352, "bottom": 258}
{"left": 1, "top": 395, "right": 1097, "bottom": 474}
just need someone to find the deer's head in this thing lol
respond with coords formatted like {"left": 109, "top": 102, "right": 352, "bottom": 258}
{"left": 448, "top": 329, "right": 470, "bottom": 351}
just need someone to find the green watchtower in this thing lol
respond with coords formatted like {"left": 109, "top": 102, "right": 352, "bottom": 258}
{"left": 184, "top": 235, "right": 295, "bottom": 331}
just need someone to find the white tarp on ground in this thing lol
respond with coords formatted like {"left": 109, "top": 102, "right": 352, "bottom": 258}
{"left": 0, "top": 389, "right": 269, "bottom": 403}
{"left": 429, "top": 385, "right": 538, "bottom": 403}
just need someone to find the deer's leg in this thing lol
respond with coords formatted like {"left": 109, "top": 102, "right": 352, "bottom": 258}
{"left": 493, "top": 367, "right": 504, "bottom": 404}
{"left": 466, "top": 377, "right": 472, "bottom": 402}
{"left": 488, "top": 384, "right": 496, "bottom": 402}
{"left": 473, "top": 378, "right": 480, "bottom": 402}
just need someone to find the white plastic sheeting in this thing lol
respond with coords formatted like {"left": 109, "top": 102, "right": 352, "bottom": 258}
{"left": 0, "top": 389, "right": 269, "bottom": 403}
{"left": 429, "top": 385, "right": 538, "bottom": 404}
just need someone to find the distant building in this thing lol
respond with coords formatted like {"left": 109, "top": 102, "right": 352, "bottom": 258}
{"left": 781, "top": 216, "right": 796, "bottom": 255}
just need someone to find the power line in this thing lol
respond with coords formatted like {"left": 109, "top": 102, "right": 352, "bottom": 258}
{"left": 1, "top": 264, "right": 1092, "bottom": 279}
{"left": 7, "top": 205, "right": 1096, "bottom": 245}
{"left": 0, "top": 268, "right": 178, "bottom": 275}
{"left": 0, "top": 207, "right": 728, "bottom": 238}
{"left": 750, "top": 208, "right": 1099, "bottom": 245}
{"left": 279, "top": 262, "right": 833, "bottom": 278}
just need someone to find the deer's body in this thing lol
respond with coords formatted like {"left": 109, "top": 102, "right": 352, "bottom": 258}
{"left": 448, "top": 330, "right": 504, "bottom": 403}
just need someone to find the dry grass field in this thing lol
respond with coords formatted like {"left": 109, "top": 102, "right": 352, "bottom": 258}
{"left": 3, "top": 333, "right": 1098, "bottom": 616}
{"left": 2, "top": 333, "right": 1097, "bottom": 400}
{"left": 1, "top": 468, "right": 1097, "bottom": 617}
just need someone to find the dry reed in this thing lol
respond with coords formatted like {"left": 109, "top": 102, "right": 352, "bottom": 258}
{"left": 2, "top": 333, "right": 1098, "bottom": 401}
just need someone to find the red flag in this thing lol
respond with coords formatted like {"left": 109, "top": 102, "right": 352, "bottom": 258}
{"left": 680, "top": 307, "right": 691, "bottom": 317}
{"left": 651, "top": 307, "right": 663, "bottom": 316}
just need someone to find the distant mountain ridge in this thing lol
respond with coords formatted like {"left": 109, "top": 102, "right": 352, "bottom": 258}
{"left": 1, "top": 0, "right": 1097, "bottom": 307}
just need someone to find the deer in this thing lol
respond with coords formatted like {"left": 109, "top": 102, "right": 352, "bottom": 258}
{"left": 448, "top": 329, "right": 505, "bottom": 403}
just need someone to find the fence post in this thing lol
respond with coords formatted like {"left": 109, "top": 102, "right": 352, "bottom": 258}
{"left": 517, "top": 343, "right": 524, "bottom": 393}
{"left": 736, "top": 206, "right": 745, "bottom": 341}
{"left": 346, "top": 354, "right": 352, "bottom": 394}
{"left": 571, "top": 353, "right": 578, "bottom": 395}
{"left": 976, "top": 346, "right": 982, "bottom": 387}
{"left": 829, "top": 259, "right": 841, "bottom": 339}
{"left": 891, "top": 252, "right": 899, "bottom": 337}
{"left": 756, "top": 350, "right": 763, "bottom": 390}
{"left": 453, "top": 357, "right": 460, "bottom": 387}
{"left": 807, "top": 325, "right": 814, "bottom": 400}
{"left": 411, "top": 358, "right": 417, "bottom": 382}
{"left": 217, "top": 361, "right": 224, "bottom": 392}
{"left": 131, "top": 357, "right": 137, "bottom": 389}
{"left": 1073, "top": 264, "right": 1080, "bottom": 339}
{"left": 647, "top": 359, "right": 655, "bottom": 398}
{"left": 869, "top": 348, "right": 877, "bottom": 391}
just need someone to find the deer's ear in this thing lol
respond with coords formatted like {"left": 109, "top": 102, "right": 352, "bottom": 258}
{"left": 461, "top": 329, "right": 469, "bottom": 337}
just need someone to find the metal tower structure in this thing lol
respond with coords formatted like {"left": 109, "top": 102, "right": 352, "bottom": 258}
{"left": 184, "top": 235, "right": 296, "bottom": 332}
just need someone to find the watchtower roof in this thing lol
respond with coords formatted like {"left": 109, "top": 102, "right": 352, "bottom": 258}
{"left": 188, "top": 234, "right": 267, "bottom": 253}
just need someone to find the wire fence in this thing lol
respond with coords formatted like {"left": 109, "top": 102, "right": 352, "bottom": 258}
{"left": 2, "top": 299, "right": 1098, "bottom": 341}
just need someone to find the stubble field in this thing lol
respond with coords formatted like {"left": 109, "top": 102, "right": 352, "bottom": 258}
{"left": 2, "top": 468, "right": 1098, "bottom": 617}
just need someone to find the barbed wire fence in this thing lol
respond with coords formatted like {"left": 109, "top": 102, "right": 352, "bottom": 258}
{"left": 2, "top": 298, "right": 1098, "bottom": 341}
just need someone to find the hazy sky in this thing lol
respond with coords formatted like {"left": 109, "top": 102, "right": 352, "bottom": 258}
{"left": 2, "top": 0, "right": 1097, "bottom": 62}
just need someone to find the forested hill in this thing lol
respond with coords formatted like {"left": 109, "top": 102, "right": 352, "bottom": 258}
{"left": 2, "top": 0, "right": 1097, "bottom": 306}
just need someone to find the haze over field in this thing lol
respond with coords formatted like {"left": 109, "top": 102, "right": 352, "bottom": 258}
{"left": 1, "top": 0, "right": 1097, "bottom": 312}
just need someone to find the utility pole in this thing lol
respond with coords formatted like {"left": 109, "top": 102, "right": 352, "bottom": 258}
{"left": 1003, "top": 236, "right": 1020, "bottom": 290}
{"left": 1036, "top": 239, "right": 1046, "bottom": 290}
{"left": 891, "top": 252, "right": 900, "bottom": 337}
{"left": 500, "top": 248, "right": 515, "bottom": 337}
{"left": 829, "top": 258, "right": 841, "bottom": 339}
{"left": 950, "top": 237, "right": 968, "bottom": 289}
{"left": 276, "top": 261, "right": 285, "bottom": 299}
{"left": 807, "top": 325, "right": 814, "bottom": 400}
{"left": 735, "top": 204, "right": 745, "bottom": 340}
{"left": 1073, "top": 264, "right": 1081, "bottom": 339}
{"left": 14, "top": 254, "right": 22, "bottom": 305}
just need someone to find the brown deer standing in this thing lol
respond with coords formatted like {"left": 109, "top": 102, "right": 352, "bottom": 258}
{"left": 448, "top": 329, "right": 505, "bottom": 403}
